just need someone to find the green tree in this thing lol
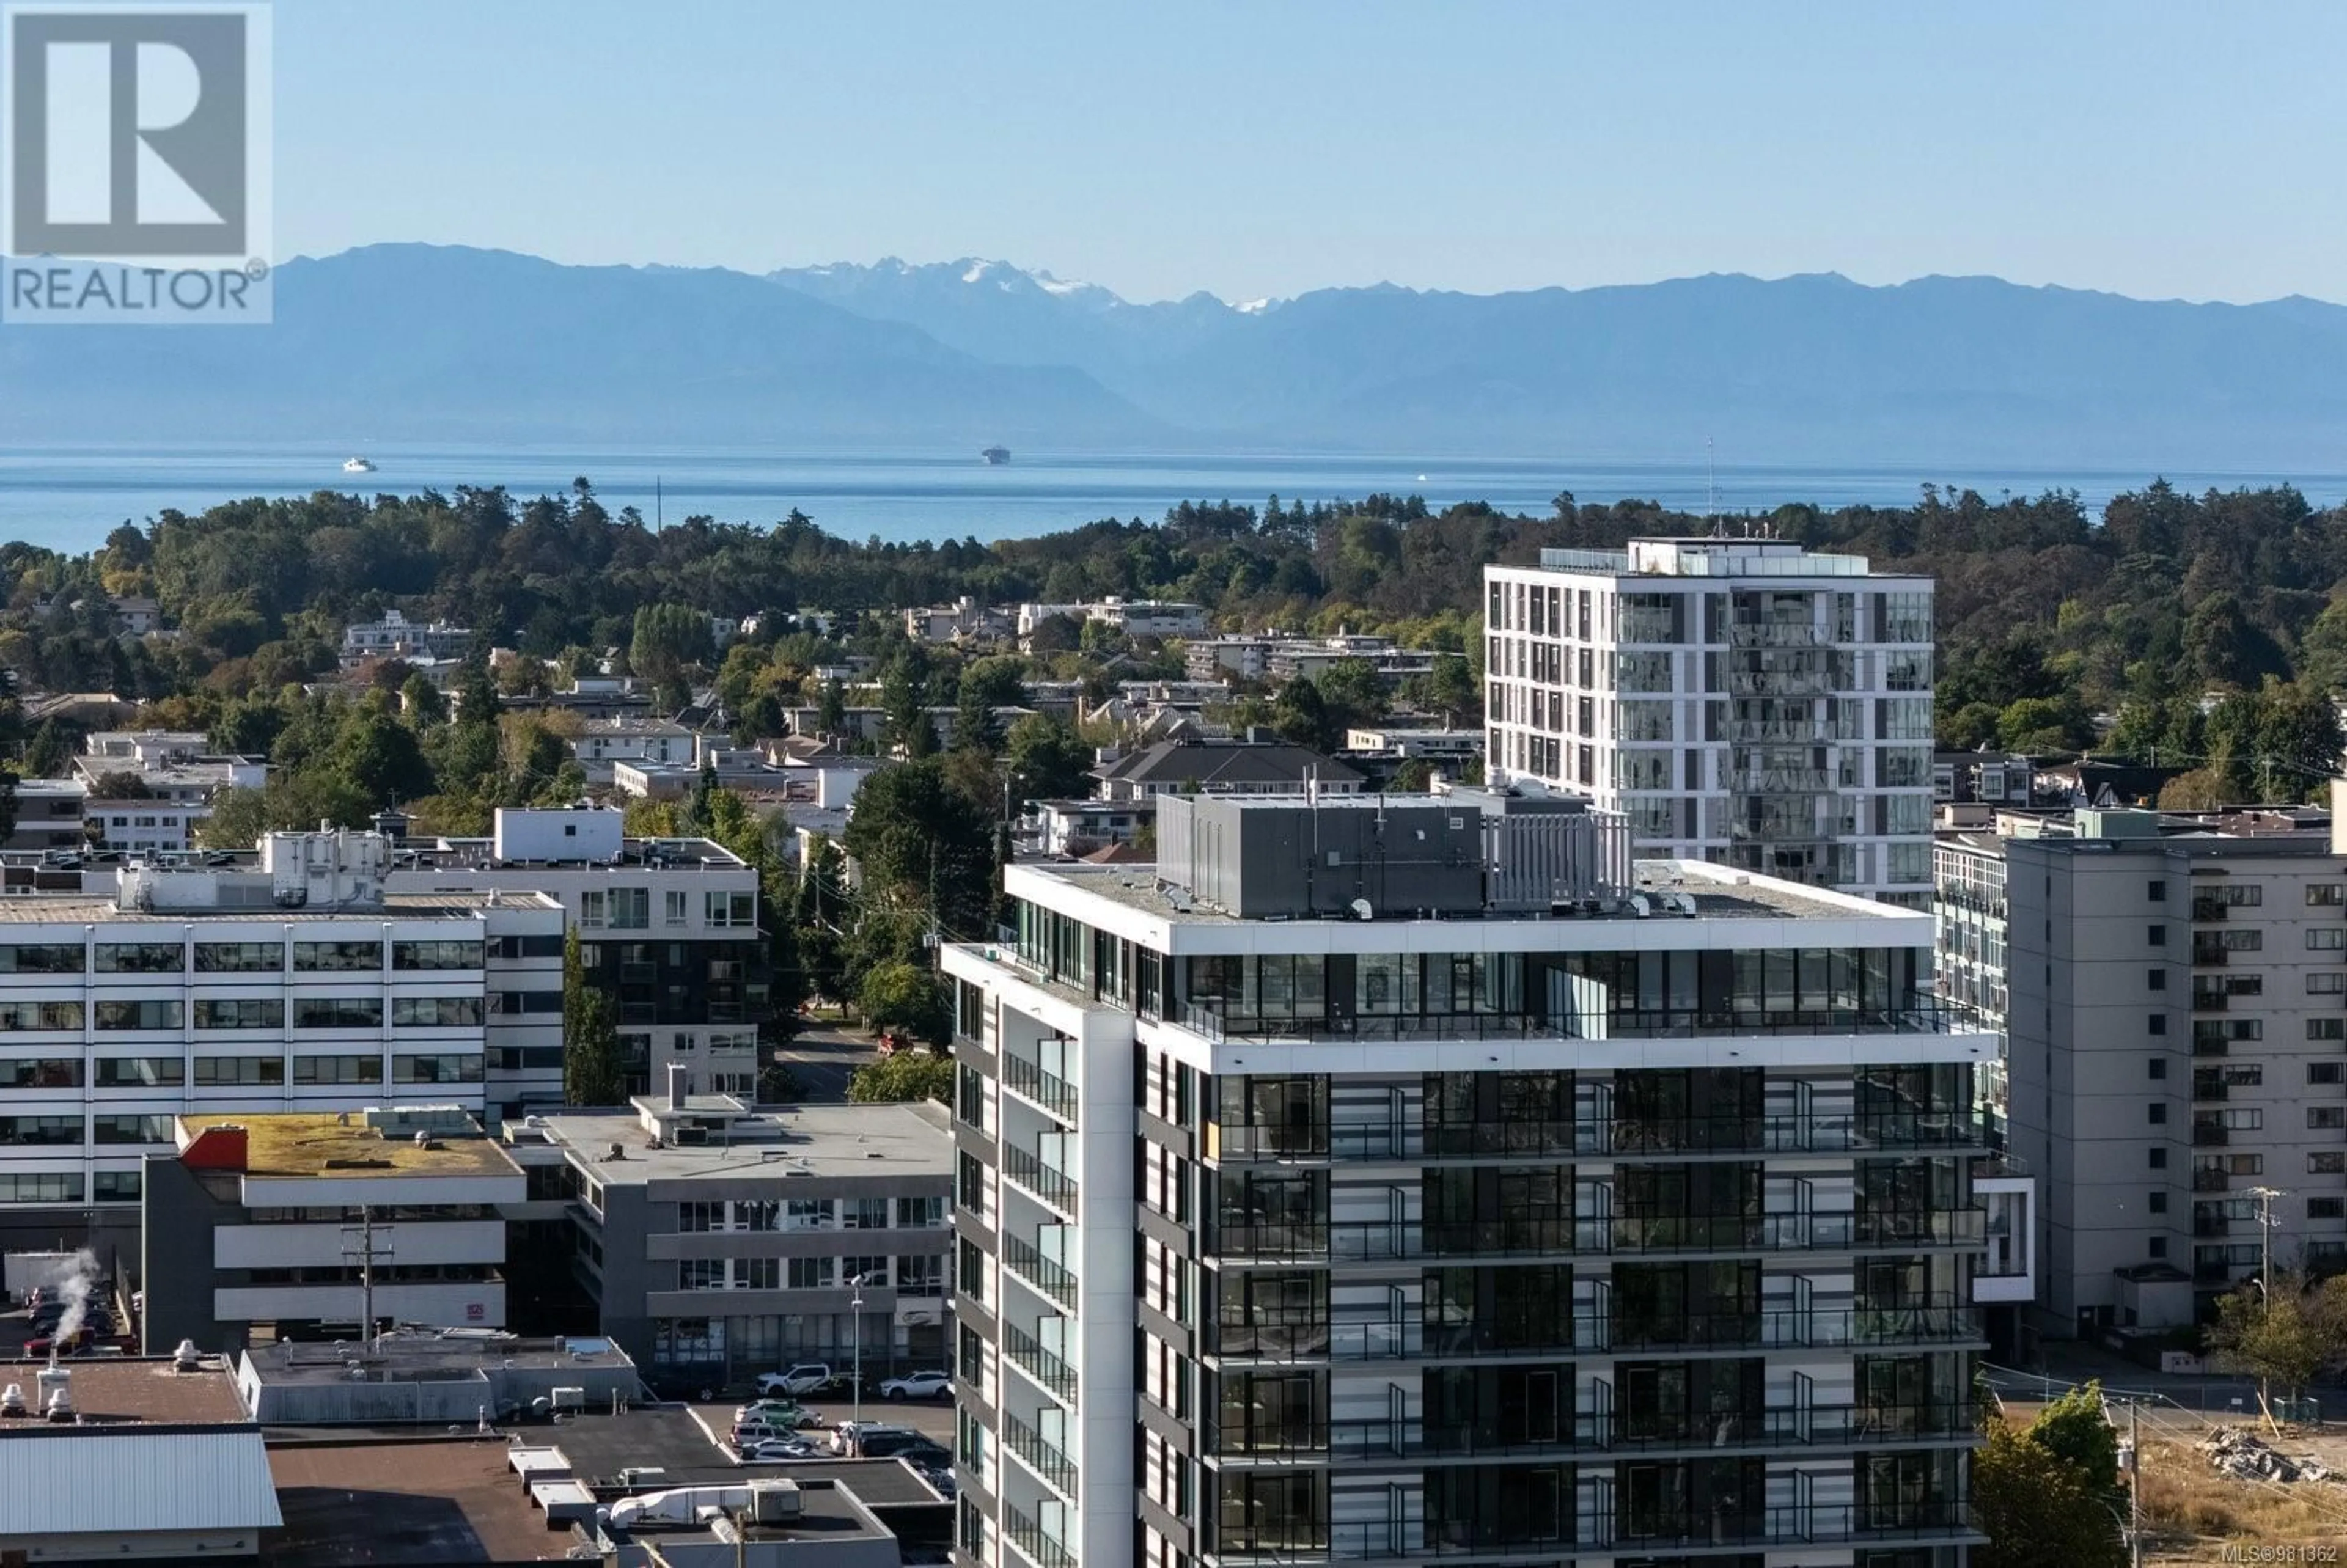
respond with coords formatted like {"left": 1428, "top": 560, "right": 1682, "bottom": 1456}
{"left": 1004, "top": 714, "right": 1095, "bottom": 804}
{"left": 795, "top": 837, "right": 849, "bottom": 1003}
{"left": 2206, "top": 1272, "right": 2347, "bottom": 1403}
{"left": 21, "top": 718, "right": 71, "bottom": 779}
{"left": 952, "top": 667, "right": 1005, "bottom": 757}
{"left": 399, "top": 672, "right": 448, "bottom": 726}
{"left": 1272, "top": 676, "right": 1337, "bottom": 752}
{"left": 1414, "top": 653, "right": 1480, "bottom": 727}
{"left": 2252, "top": 679, "right": 2341, "bottom": 802}
{"left": 1941, "top": 701, "right": 2002, "bottom": 752}
{"left": 1313, "top": 656, "right": 1386, "bottom": 735}
{"left": 817, "top": 678, "right": 848, "bottom": 739}
{"left": 630, "top": 603, "right": 714, "bottom": 691}
{"left": 90, "top": 769, "right": 153, "bottom": 800}
{"left": 1972, "top": 1421, "right": 2125, "bottom": 1568}
{"left": 210, "top": 692, "right": 288, "bottom": 756}
{"left": 561, "top": 929, "right": 626, "bottom": 1107}
{"left": 842, "top": 758, "right": 997, "bottom": 941}
{"left": 847, "top": 1049, "right": 955, "bottom": 1104}
{"left": 1995, "top": 695, "right": 2082, "bottom": 754}
{"left": 2028, "top": 1383, "right": 2122, "bottom": 1504}
{"left": 856, "top": 960, "right": 950, "bottom": 1043}
{"left": 881, "top": 652, "right": 938, "bottom": 758}
{"left": 197, "top": 786, "right": 267, "bottom": 849}
{"left": 331, "top": 698, "right": 436, "bottom": 805}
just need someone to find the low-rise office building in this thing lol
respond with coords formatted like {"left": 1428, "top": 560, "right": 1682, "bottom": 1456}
{"left": 0, "top": 829, "right": 563, "bottom": 1257}
{"left": 507, "top": 1092, "right": 953, "bottom": 1391}
{"left": 142, "top": 1106, "right": 525, "bottom": 1352}
{"left": 386, "top": 808, "right": 768, "bottom": 1104}
{"left": 83, "top": 795, "right": 207, "bottom": 854}
{"left": 78, "top": 730, "right": 268, "bottom": 803}
{"left": 1, "top": 777, "right": 84, "bottom": 854}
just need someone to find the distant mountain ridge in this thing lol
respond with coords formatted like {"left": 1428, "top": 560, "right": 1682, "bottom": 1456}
{"left": 0, "top": 243, "right": 2342, "bottom": 471}
{"left": 771, "top": 258, "right": 2347, "bottom": 468}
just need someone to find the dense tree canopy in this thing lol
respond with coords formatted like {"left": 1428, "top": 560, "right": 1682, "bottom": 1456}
{"left": 4, "top": 475, "right": 2347, "bottom": 830}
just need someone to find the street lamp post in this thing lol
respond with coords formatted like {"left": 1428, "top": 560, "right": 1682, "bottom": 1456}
{"left": 849, "top": 1273, "right": 865, "bottom": 1439}
{"left": 2245, "top": 1185, "right": 2286, "bottom": 1421}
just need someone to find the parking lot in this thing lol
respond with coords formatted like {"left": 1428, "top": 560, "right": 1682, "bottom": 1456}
{"left": 689, "top": 1390, "right": 956, "bottom": 1449}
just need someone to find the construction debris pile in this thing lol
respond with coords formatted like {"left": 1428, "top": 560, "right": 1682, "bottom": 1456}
{"left": 2198, "top": 1425, "right": 2343, "bottom": 1485}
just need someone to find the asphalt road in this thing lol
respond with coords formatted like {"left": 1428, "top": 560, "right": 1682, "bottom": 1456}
{"left": 773, "top": 1024, "right": 875, "bottom": 1103}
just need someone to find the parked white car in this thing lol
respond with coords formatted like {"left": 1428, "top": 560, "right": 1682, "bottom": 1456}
{"left": 741, "top": 1436, "right": 823, "bottom": 1462}
{"left": 756, "top": 1363, "right": 840, "bottom": 1398}
{"left": 877, "top": 1370, "right": 952, "bottom": 1402}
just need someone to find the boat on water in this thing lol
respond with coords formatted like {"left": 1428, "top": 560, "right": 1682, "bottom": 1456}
{"left": 980, "top": 446, "right": 1010, "bottom": 466}
{"left": 342, "top": 456, "right": 376, "bottom": 474}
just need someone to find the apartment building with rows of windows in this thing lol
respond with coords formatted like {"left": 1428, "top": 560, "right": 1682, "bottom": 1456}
{"left": 2000, "top": 803, "right": 2347, "bottom": 1339}
{"left": 384, "top": 807, "right": 770, "bottom": 1112}
{"left": 504, "top": 1092, "right": 952, "bottom": 1390}
{"left": 941, "top": 786, "right": 1991, "bottom": 1568}
{"left": 0, "top": 829, "right": 562, "bottom": 1259}
{"left": 1483, "top": 540, "right": 1936, "bottom": 906}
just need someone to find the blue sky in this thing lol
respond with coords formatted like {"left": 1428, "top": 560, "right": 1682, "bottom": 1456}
{"left": 277, "top": 1, "right": 2346, "bottom": 304}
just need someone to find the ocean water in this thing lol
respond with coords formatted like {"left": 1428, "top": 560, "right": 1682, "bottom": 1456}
{"left": 0, "top": 444, "right": 2333, "bottom": 555}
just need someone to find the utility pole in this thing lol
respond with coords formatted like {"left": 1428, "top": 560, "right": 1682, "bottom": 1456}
{"left": 2128, "top": 1399, "right": 2142, "bottom": 1568}
{"left": 341, "top": 1205, "right": 395, "bottom": 1346}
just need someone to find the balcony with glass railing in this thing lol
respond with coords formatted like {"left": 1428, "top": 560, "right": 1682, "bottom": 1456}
{"left": 1003, "top": 1144, "right": 1079, "bottom": 1217}
{"left": 1002, "top": 1053, "right": 1080, "bottom": 1125}
{"left": 1002, "top": 1319, "right": 1080, "bottom": 1402}
{"left": 1585, "top": 1210, "right": 1984, "bottom": 1256}
{"left": 1574, "top": 1107, "right": 1991, "bottom": 1156}
{"left": 1002, "top": 1408, "right": 1079, "bottom": 1496}
{"left": 1579, "top": 1297, "right": 1986, "bottom": 1354}
{"left": 1181, "top": 999, "right": 1960, "bottom": 1048}
{"left": 1002, "top": 1501, "right": 1076, "bottom": 1568}
{"left": 1214, "top": 1501, "right": 1977, "bottom": 1563}
{"left": 1211, "top": 1401, "right": 1974, "bottom": 1470}
{"left": 1211, "top": 1314, "right": 1580, "bottom": 1365}
{"left": 1002, "top": 1231, "right": 1079, "bottom": 1311}
{"left": 1213, "top": 1217, "right": 1579, "bottom": 1264}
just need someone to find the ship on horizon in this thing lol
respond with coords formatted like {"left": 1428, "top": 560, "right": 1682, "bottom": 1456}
{"left": 980, "top": 445, "right": 1010, "bottom": 466}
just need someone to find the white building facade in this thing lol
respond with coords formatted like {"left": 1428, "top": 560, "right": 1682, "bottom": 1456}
{"left": 942, "top": 790, "right": 1989, "bottom": 1568}
{"left": 0, "top": 830, "right": 563, "bottom": 1256}
{"left": 1485, "top": 540, "right": 1936, "bottom": 906}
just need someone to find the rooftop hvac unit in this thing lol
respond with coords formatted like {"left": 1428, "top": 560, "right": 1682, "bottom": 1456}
{"left": 747, "top": 1478, "right": 804, "bottom": 1523}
